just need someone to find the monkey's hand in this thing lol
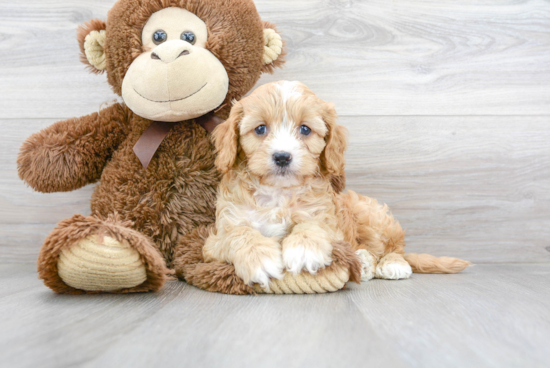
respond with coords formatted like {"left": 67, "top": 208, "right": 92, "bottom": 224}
{"left": 17, "top": 103, "right": 128, "bottom": 193}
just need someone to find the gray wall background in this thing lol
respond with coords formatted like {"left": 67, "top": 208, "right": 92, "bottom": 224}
{"left": 1, "top": 0, "right": 549, "bottom": 264}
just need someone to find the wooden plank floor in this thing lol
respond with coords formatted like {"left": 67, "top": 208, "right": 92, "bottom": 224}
{"left": 0, "top": 263, "right": 549, "bottom": 368}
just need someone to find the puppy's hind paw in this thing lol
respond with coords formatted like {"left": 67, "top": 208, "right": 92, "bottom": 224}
{"left": 355, "top": 249, "right": 375, "bottom": 281}
{"left": 375, "top": 254, "right": 412, "bottom": 280}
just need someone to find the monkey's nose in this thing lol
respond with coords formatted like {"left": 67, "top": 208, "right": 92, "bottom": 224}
{"left": 273, "top": 152, "right": 292, "bottom": 167}
{"left": 151, "top": 50, "right": 189, "bottom": 61}
{"left": 151, "top": 40, "right": 192, "bottom": 63}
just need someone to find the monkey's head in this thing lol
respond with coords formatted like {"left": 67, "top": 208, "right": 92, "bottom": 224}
{"left": 78, "top": 0, "right": 285, "bottom": 122}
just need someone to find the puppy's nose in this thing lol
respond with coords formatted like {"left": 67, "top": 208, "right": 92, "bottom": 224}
{"left": 273, "top": 152, "right": 292, "bottom": 167}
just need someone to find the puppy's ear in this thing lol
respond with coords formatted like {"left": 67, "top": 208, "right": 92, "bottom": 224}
{"left": 321, "top": 103, "right": 348, "bottom": 178}
{"left": 213, "top": 102, "right": 243, "bottom": 173}
{"left": 77, "top": 19, "right": 107, "bottom": 74}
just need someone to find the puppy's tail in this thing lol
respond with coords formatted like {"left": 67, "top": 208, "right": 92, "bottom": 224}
{"left": 404, "top": 253, "right": 471, "bottom": 274}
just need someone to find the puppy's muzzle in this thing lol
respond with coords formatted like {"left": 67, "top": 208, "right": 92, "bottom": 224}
{"left": 273, "top": 152, "right": 292, "bottom": 167}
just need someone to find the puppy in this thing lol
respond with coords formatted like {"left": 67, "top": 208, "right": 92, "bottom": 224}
{"left": 203, "top": 81, "right": 470, "bottom": 288}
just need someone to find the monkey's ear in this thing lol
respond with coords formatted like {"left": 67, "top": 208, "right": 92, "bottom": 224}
{"left": 261, "top": 22, "right": 286, "bottom": 74}
{"left": 77, "top": 19, "right": 107, "bottom": 74}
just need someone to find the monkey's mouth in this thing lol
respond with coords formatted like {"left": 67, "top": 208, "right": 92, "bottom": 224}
{"left": 133, "top": 83, "right": 207, "bottom": 103}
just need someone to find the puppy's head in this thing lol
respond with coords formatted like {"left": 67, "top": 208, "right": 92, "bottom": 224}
{"left": 213, "top": 81, "right": 347, "bottom": 188}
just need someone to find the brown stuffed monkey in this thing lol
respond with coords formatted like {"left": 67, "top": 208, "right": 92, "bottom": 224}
{"left": 17, "top": 0, "right": 287, "bottom": 294}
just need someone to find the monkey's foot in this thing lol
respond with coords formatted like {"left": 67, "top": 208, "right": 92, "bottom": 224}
{"left": 38, "top": 214, "right": 169, "bottom": 294}
{"left": 58, "top": 235, "right": 147, "bottom": 292}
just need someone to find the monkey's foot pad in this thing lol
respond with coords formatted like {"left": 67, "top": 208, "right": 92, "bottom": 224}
{"left": 58, "top": 235, "right": 147, "bottom": 292}
{"left": 38, "top": 214, "right": 170, "bottom": 294}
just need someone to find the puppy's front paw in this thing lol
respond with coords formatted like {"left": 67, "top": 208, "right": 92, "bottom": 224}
{"left": 233, "top": 249, "right": 284, "bottom": 289}
{"left": 282, "top": 244, "right": 332, "bottom": 275}
{"left": 250, "top": 258, "right": 284, "bottom": 289}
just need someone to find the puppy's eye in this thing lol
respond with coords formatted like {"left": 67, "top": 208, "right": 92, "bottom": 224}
{"left": 300, "top": 125, "right": 312, "bottom": 136}
{"left": 181, "top": 31, "right": 196, "bottom": 45}
{"left": 255, "top": 125, "right": 267, "bottom": 136}
{"left": 153, "top": 30, "right": 168, "bottom": 45}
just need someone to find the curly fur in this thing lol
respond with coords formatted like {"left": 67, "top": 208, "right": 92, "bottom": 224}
{"left": 201, "top": 81, "right": 470, "bottom": 286}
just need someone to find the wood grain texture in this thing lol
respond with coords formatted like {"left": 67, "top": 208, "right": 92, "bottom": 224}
{"left": 255, "top": 0, "right": 550, "bottom": 116}
{"left": 344, "top": 115, "right": 550, "bottom": 263}
{"left": 347, "top": 263, "right": 550, "bottom": 368}
{"left": 0, "top": 0, "right": 549, "bottom": 119}
{"left": 3, "top": 117, "right": 549, "bottom": 263}
{"left": 0, "top": 263, "right": 548, "bottom": 368}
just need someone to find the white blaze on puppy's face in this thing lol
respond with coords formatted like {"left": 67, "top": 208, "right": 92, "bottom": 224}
{"left": 278, "top": 80, "right": 303, "bottom": 104}
{"left": 268, "top": 121, "right": 302, "bottom": 175}
{"left": 238, "top": 81, "right": 329, "bottom": 187}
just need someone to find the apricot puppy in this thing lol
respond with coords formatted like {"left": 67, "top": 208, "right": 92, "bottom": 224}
{"left": 203, "top": 81, "right": 470, "bottom": 288}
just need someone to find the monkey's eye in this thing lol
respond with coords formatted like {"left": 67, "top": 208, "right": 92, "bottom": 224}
{"left": 181, "top": 31, "right": 196, "bottom": 45}
{"left": 300, "top": 125, "right": 312, "bottom": 136}
{"left": 255, "top": 125, "right": 267, "bottom": 136}
{"left": 153, "top": 30, "right": 167, "bottom": 45}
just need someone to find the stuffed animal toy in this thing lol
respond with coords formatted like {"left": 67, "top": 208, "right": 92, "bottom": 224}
{"left": 16, "top": 0, "right": 290, "bottom": 294}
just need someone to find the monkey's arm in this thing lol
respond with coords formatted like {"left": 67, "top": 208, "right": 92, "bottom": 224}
{"left": 17, "top": 103, "right": 129, "bottom": 193}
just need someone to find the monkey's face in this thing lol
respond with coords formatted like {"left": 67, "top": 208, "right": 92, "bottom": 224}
{"left": 78, "top": 0, "right": 285, "bottom": 122}
{"left": 121, "top": 7, "right": 229, "bottom": 122}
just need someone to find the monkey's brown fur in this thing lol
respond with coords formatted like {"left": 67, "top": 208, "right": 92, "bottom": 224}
{"left": 18, "top": 0, "right": 292, "bottom": 294}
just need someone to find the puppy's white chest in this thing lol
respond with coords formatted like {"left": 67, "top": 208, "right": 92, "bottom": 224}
{"left": 254, "top": 188, "right": 289, "bottom": 208}
{"left": 248, "top": 187, "right": 298, "bottom": 239}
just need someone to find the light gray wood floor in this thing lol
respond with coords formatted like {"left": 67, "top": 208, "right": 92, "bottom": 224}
{"left": 1, "top": 0, "right": 550, "bottom": 367}
{"left": 1, "top": 263, "right": 549, "bottom": 368}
